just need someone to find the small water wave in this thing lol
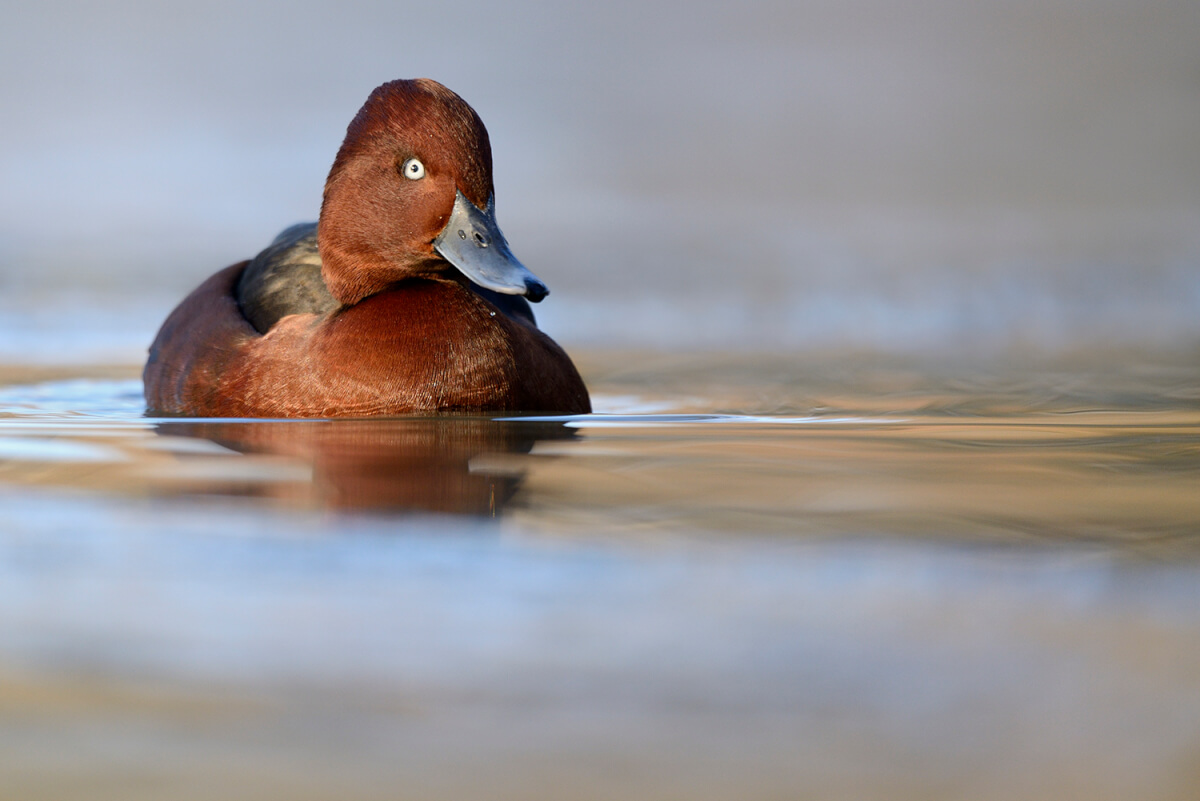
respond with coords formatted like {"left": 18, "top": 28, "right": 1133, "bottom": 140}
{"left": 0, "top": 379, "right": 900, "bottom": 429}
{"left": 0, "top": 378, "right": 145, "bottom": 419}
{"left": 508, "top": 413, "right": 901, "bottom": 427}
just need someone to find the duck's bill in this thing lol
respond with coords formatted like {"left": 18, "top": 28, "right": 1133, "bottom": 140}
{"left": 433, "top": 190, "right": 549, "bottom": 302}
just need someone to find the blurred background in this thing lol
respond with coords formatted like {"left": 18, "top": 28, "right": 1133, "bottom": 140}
{"left": 0, "top": 0, "right": 1198, "bottom": 361}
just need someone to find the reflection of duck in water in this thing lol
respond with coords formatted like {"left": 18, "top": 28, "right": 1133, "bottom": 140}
{"left": 157, "top": 417, "right": 578, "bottom": 515}
{"left": 145, "top": 78, "right": 589, "bottom": 417}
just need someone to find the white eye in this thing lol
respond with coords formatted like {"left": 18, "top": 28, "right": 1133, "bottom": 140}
{"left": 401, "top": 157, "right": 425, "bottom": 180}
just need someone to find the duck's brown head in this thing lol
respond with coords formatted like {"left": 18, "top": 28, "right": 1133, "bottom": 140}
{"left": 318, "top": 78, "right": 546, "bottom": 306}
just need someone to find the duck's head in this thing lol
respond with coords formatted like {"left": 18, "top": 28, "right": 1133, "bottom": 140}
{"left": 317, "top": 78, "right": 547, "bottom": 306}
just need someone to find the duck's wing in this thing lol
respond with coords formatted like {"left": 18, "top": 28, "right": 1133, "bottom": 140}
{"left": 236, "top": 223, "right": 339, "bottom": 334}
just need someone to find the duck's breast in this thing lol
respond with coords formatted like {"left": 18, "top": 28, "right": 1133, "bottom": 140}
{"left": 148, "top": 275, "right": 589, "bottom": 417}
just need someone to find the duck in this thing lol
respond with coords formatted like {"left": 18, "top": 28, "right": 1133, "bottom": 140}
{"left": 144, "top": 78, "right": 590, "bottom": 417}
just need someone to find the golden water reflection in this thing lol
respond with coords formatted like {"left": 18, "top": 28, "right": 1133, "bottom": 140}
{"left": 511, "top": 412, "right": 1200, "bottom": 556}
{"left": 155, "top": 417, "right": 580, "bottom": 515}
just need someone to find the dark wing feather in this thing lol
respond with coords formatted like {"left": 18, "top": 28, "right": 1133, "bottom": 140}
{"left": 236, "top": 223, "right": 339, "bottom": 334}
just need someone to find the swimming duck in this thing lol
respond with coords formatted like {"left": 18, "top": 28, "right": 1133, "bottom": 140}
{"left": 144, "top": 79, "right": 590, "bottom": 417}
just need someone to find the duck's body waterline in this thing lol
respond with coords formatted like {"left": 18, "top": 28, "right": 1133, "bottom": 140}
{"left": 143, "top": 78, "right": 590, "bottom": 417}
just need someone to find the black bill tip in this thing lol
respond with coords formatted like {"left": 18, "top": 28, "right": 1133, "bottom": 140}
{"left": 524, "top": 277, "right": 549, "bottom": 303}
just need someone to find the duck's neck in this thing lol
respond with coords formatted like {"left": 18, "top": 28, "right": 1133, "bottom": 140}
{"left": 316, "top": 217, "right": 446, "bottom": 307}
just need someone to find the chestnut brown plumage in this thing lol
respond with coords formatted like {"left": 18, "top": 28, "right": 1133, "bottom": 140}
{"left": 144, "top": 79, "right": 590, "bottom": 417}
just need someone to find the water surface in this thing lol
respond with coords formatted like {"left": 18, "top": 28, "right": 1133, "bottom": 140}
{"left": 1, "top": 351, "right": 1198, "bottom": 800}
